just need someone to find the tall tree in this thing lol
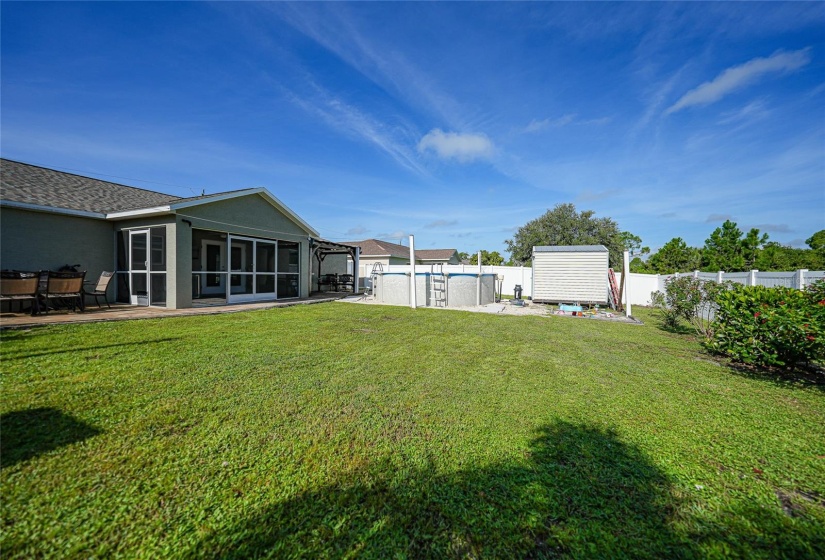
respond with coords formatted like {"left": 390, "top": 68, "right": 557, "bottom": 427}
{"left": 619, "top": 231, "right": 649, "bottom": 257}
{"left": 646, "top": 237, "right": 701, "bottom": 274}
{"left": 701, "top": 220, "right": 767, "bottom": 272}
{"left": 807, "top": 230, "right": 825, "bottom": 252}
{"left": 469, "top": 250, "right": 505, "bottom": 265}
{"left": 505, "top": 203, "right": 624, "bottom": 267}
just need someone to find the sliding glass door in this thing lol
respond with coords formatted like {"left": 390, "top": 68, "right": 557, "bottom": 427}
{"left": 226, "top": 235, "right": 295, "bottom": 303}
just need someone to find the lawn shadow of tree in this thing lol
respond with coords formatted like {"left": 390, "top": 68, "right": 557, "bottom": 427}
{"left": 1, "top": 337, "right": 182, "bottom": 361}
{"left": 723, "top": 361, "right": 825, "bottom": 394}
{"left": 1, "top": 407, "right": 101, "bottom": 469}
{"left": 187, "top": 421, "right": 697, "bottom": 559}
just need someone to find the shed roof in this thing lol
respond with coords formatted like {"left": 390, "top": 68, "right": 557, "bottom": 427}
{"left": 533, "top": 245, "right": 608, "bottom": 253}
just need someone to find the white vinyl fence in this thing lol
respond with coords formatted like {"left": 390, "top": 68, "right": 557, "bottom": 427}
{"left": 373, "top": 264, "right": 534, "bottom": 298}
{"left": 360, "top": 263, "right": 823, "bottom": 308}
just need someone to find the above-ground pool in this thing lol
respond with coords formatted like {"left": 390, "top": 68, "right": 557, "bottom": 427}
{"left": 372, "top": 273, "right": 497, "bottom": 307}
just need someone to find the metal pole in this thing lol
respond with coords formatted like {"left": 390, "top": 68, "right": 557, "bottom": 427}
{"left": 623, "top": 250, "right": 632, "bottom": 317}
{"left": 409, "top": 235, "right": 417, "bottom": 309}
{"left": 477, "top": 250, "right": 482, "bottom": 306}
{"left": 353, "top": 247, "right": 360, "bottom": 294}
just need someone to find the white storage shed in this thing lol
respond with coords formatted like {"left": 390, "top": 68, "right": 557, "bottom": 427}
{"left": 532, "top": 245, "right": 609, "bottom": 304}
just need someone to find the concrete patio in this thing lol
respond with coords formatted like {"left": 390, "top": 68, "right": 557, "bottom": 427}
{"left": 0, "top": 292, "right": 351, "bottom": 330}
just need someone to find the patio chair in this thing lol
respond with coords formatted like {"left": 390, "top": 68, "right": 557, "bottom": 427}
{"left": 41, "top": 270, "right": 86, "bottom": 314}
{"left": 319, "top": 273, "right": 338, "bottom": 292}
{"left": 0, "top": 271, "right": 41, "bottom": 316}
{"left": 338, "top": 274, "right": 355, "bottom": 292}
{"left": 84, "top": 271, "right": 114, "bottom": 308}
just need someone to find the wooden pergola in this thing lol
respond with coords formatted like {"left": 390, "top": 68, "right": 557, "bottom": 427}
{"left": 310, "top": 238, "right": 360, "bottom": 293}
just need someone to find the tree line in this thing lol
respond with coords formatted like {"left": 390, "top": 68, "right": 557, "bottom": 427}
{"left": 497, "top": 203, "right": 824, "bottom": 273}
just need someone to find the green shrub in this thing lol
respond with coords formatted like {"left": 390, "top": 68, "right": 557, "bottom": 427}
{"left": 651, "top": 275, "right": 730, "bottom": 337}
{"left": 707, "top": 282, "right": 825, "bottom": 369}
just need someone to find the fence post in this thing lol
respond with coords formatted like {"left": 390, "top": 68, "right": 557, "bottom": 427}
{"left": 623, "top": 250, "right": 632, "bottom": 317}
{"left": 795, "top": 269, "right": 808, "bottom": 290}
{"left": 693, "top": 270, "right": 699, "bottom": 279}
{"left": 716, "top": 271, "right": 724, "bottom": 284}
{"left": 749, "top": 270, "right": 758, "bottom": 287}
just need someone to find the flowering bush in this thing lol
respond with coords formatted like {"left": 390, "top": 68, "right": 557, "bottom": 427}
{"left": 707, "top": 281, "right": 825, "bottom": 369}
{"left": 651, "top": 276, "right": 729, "bottom": 337}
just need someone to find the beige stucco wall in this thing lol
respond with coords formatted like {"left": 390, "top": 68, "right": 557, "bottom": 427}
{"left": 0, "top": 207, "right": 115, "bottom": 303}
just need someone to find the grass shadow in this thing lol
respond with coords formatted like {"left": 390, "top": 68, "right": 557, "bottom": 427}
{"left": 1, "top": 407, "right": 101, "bottom": 469}
{"left": 187, "top": 421, "right": 696, "bottom": 558}
{"left": 1, "top": 337, "right": 182, "bottom": 360}
{"left": 723, "top": 361, "right": 825, "bottom": 393}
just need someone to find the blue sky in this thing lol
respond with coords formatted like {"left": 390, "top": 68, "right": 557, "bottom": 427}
{"left": 2, "top": 2, "right": 823, "bottom": 255}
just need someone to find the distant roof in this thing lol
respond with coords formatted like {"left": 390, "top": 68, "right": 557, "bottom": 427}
{"left": 0, "top": 158, "right": 319, "bottom": 235}
{"left": 342, "top": 239, "right": 457, "bottom": 261}
{"left": 417, "top": 248, "right": 459, "bottom": 261}
{"left": 533, "top": 245, "right": 608, "bottom": 253}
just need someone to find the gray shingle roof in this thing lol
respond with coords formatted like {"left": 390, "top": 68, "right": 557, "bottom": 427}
{"left": 342, "top": 239, "right": 457, "bottom": 261}
{"left": 416, "top": 248, "right": 459, "bottom": 260}
{"left": 0, "top": 159, "right": 182, "bottom": 214}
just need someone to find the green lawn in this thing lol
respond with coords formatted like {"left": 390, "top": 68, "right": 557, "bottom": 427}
{"left": 2, "top": 303, "right": 824, "bottom": 558}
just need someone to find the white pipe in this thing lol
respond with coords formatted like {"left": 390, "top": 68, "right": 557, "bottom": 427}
{"left": 623, "top": 250, "right": 632, "bottom": 317}
{"left": 353, "top": 247, "right": 360, "bottom": 294}
{"left": 409, "top": 235, "right": 417, "bottom": 309}
{"left": 476, "top": 250, "right": 482, "bottom": 306}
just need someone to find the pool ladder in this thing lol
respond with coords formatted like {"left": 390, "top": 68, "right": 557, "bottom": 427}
{"left": 431, "top": 263, "right": 446, "bottom": 307}
{"left": 368, "top": 262, "right": 383, "bottom": 298}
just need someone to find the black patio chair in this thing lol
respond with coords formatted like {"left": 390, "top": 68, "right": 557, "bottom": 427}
{"left": 84, "top": 271, "right": 114, "bottom": 308}
{"left": 338, "top": 274, "right": 355, "bottom": 292}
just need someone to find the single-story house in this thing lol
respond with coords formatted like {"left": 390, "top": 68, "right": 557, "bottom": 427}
{"left": 0, "top": 159, "right": 356, "bottom": 309}
{"left": 322, "top": 239, "right": 459, "bottom": 284}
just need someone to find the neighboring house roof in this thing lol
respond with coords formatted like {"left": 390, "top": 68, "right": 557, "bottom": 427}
{"left": 533, "top": 245, "right": 608, "bottom": 253}
{"left": 0, "top": 158, "right": 319, "bottom": 236}
{"left": 417, "top": 248, "right": 459, "bottom": 261}
{"left": 342, "top": 239, "right": 458, "bottom": 262}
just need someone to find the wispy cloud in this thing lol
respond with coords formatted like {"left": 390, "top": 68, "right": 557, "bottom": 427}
{"left": 660, "top": 212, "right": 677, "bottom": 218}
{"left": 280, "top": 80, "right": 428, "bottom": 176}
{"left": 577, "top": 188, "right": 621, "bottom": 202}
{"left": 667, "top": 48, "right": 811, "bottom": 114}
{"left": 417, "top": 129, "right": 494, "bottom": 162}
{"left": 753, "top": 223, "right": 793, "bottom": 233}
{"left": 525, "top": 114, "right": 575, "bottom": 132}
{"left": 270, "top": 3, "right": 466, "bottom": 129}
{"left": 717, "top": 99, "right": 770, "bottom": 125}
{"left": 377, "top": 230, "right": 409, "bottom": 241}
{"left": 346, "top": 226, "right": 369, "bottom": 236}
{"left": 523, "top": 114, "right": 611, "bottom": 133}
{"left": 425, "top": 219, "right": 458, "bottom": 229}
{"left": 705, "top": 213, "right": 734, "bottom": 223}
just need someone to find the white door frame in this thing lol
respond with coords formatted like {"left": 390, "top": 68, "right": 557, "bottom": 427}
{"left": 129, "top": 229, "right": 150, "bottom": 305}
{"left": 227, "top": 235, "right": 278, "bottom": 303}
{"left": 201, "top": 239, "right": 226, "bottom": 296}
